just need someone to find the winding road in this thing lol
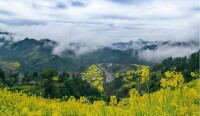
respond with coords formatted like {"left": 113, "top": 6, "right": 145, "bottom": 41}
{"left": 97, "top": 64, "right": 114, "bottom": 83}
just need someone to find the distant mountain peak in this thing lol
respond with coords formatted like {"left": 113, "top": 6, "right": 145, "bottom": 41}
{"left": 39, "top": 39, "right": 57, "bottom": 43}
{"left": 112, "top": 39, "right": 163, "bottom": 50}
{"left": 0, "top": 31, "right": 10, "bottom": 35}
{"left": 0, "top": 31, "right": 15, "bottom": 45}
{"left": 19, "top": 38, "right": 38, "bottom": 44}
{"left": 111, "top": 39, "right": 198, "bottom": 51}
{"left": 39, "top": 39, "right": 58, "bottom": 47}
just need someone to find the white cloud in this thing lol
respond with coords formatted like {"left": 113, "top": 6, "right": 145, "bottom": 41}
{"left": 0, "top": 0, "right": 199, "bottom": 55}
{"left": 138, "top": 45, "right": 199, "bottom": 63}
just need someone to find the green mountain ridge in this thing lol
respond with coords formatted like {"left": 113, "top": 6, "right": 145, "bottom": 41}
{"left": 0, "top": 38, "right": 143, "bottom": 73}
{"left": 0, "top": 38, "right": 81, "bottom": 73}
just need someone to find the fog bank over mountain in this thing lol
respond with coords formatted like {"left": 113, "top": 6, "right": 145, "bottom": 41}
{"left": 0, "top": 22, "right": 199, "bottom": 56}
{"left": 0, "top": 0, "right": 199, "bottom": 51}
{"left": 0, "top": 30, "right": 199, "bottom": 64}
{"left": 0, "top": 0, "right": 199, "bottom": 61}
{"left": 138, "top": 45, "right": 199, "bottom": 63}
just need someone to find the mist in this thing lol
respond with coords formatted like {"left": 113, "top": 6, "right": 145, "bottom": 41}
{"left": 0, "top": 0, "right": 199, "bottom": 59}
{"left": 138, "top": 44, "right": 199, "bottom": 63}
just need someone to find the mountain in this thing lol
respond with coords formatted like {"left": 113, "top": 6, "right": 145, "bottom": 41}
{"left": 0, "top": 31, "right": 14, "bottom": 45}
{"left": 78, "top": 47, "right": 139, "bottom": 64}
{"left": 0, "top": 38, "right": 144, "bottom": 73}
{"left": 0, "top": 38, "right": 84, "bottom": 73}
{"left": 112, "top": 39, "right": 163, "bottom": 50}
{"left": 112, "top": 39, "right": 198, "bottom": 51}
{"left": 0, "top": 33, "right": 199, "bottom": 102}
{"left": 0, "top": 32, "right": 198, "bottom": 73}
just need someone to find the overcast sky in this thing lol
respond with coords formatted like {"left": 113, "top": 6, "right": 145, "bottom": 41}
{"left": 0, "top": 0, "right": 199, "bottom": 45}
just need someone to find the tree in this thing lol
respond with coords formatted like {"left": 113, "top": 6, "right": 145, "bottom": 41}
{"left": 33, "top": 72, "right": 38, "bottom": 78}
{"left": 0, "top": 68, "right": 6, "bottom": 82}
{"left": 39, "top": 69, "right": 59, "bottom": 98}
{"left": 40, "top": 69, "right": 58, "bottom": 81}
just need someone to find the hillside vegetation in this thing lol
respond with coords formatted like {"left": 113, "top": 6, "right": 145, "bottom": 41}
{"left": 0, "top": 50, "right": 199, "bottom": 115}
{"left": 81, "top": 65, "right": 104, "bottom": 87}
{"left": 0, "top": 72, "right": 199, "bottom": 116}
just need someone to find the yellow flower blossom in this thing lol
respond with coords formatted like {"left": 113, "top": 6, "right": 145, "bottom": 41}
{"left": 109, "top": 96, "right": 117, "bottom": 106}
{"left": 98, "top": 85, "right": 104, "bottom": 92}
{"left": 141, "top": 67, "right": 150, "bottom": 83}
{"left": 160, "top": 71, "right": 184, "bottom": 88}
{"left": 190, "top": 72, "right": 198, "bottom": 78}
{"left": 0, "top": 72, "right": 198, "bottom": 116}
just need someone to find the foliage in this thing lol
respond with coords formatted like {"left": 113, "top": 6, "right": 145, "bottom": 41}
{"left": 0, "top": 50, "right": 198, "bottom": 115}
{"left": 9, "top": 85, "right": 34, "bottom": 93}
{"left": 9, "top": 62, "right": 21, "bottom": 68}
{"left": 150, "top": 50, "right": 199, "bottom": 91}
{"left": 81, "top": 65, "right": 104, "bottom": 88}
{"left": 106, "top": 65, "right": 145, "bottom": 97}
{"left": 40, "top": 69, "right": 58, "bottom": 80}
{"left": 0, "top": 77, "right": 198, "bottom": 115}
{"left": 190, "top": 72, "right": 199, "bottom": 78}
{"left": 141, "top": 66, "right": 150, "bottom": 83}
{"left": 52, "top": 76, "right": 59, "bottom": 81}
{"left": 0, "top": 68, "right": 6, "bottom": 82}
{"left": 0, "top": 68, "right": 100, "bottom": 101}
{"left": 98, "top": 85, "right": 104, "bottom": 92}
{"left": 152, "top": 50, "right": 199, "bottom": 82}
{"left": 35, "top": 70, "right": 100, "bottom": 99}
{"left": 160, "top": 71, "right": 184, "bottom": 88}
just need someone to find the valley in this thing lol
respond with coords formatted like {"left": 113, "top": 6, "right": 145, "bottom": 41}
{"left": 0, "top": 35, "right": 199, "bottom": 97}
{"left": 0, "top": 0, "right": 199, "bottom": 115}
{"left": 0, "top": 32, "right": 199, "bottom": 115}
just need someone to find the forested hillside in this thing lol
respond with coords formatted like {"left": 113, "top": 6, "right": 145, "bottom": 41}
{"left": 0, "top": 37, "right": 198, "bottom": 73}
{"left": 0, "top": 51, "right": 198, "bottom": 100}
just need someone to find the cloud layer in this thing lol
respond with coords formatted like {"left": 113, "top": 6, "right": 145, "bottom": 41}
{"left": 0, "top": 0, "right": 199, "bottom": 56}
{"left": 138, "top": 45, "right": 199, "bottom": 63}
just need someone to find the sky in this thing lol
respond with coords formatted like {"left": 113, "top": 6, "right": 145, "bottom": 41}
{"left": 0, "top": 0, "right": 200, "bottom": 61}
{"left": 0, "top": 0, "right": 199, "bottom": 55}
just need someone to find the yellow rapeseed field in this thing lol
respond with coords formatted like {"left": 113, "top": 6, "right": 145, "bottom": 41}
{"left": 0, "top": 71, "right": 199, "bottom": 116}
